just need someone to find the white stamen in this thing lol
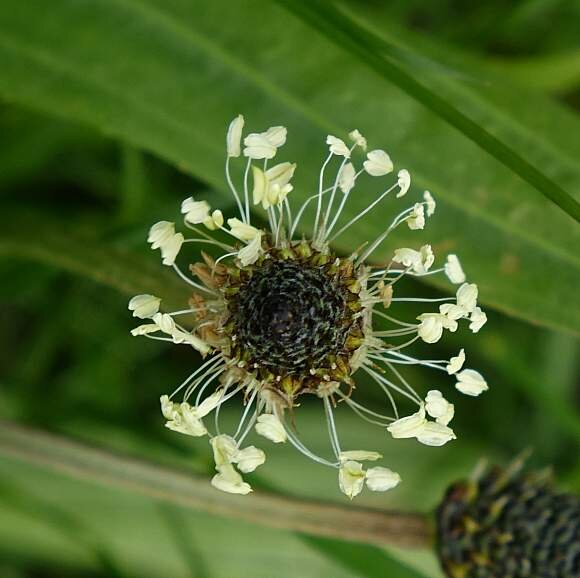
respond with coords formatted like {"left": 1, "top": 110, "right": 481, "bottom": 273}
{"left": 325, "top": 168, "right": 365, "bottom": 236}
{"left": 224, "top": 158, "right": 246, "bottom": 222}
{"left": 173, "top": 355, "right": 224, "bottom": 399}
{"left": 329, "top": 181, "right": 398, "bottom": 243}
{"left": 313, "top": 152, "right": 334, "bottom": 241}
{"left": 323, "top": 397, "right": 342, "bottom": 459}
{"left": 243, "top": 157, "right": 252, "bottom": 223}
{"left": 234, "top": 387, "right": 259, "bottom": 439}
{"left": 322, "top": 145, "right": 356, "bottom": 239}
{"left": 172, "top": 264, "right": 215, "bottom": 294}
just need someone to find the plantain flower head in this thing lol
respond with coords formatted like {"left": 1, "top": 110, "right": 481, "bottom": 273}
{"left": 129, "top": 116, "right": 488, "bottom": 498}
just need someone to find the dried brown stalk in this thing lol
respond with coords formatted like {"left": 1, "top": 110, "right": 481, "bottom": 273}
{"left": 0, "top": 419, "right": 431, "bottom": 549}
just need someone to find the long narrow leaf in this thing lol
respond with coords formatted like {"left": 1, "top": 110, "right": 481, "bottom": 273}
{"left": 276, "top": 0, "right": 580, "bottom": 223}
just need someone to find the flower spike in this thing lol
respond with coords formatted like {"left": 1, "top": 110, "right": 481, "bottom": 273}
{"left": 129, "top": 117, "right": 488, "bottom": 498}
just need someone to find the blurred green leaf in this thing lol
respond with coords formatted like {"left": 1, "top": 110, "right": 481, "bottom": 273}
{"left": 303, "top": 536, "right": 429, "bottom": 578}
{"left": 0, "top": 480, "right": 125, "bottom": 577}
{"left": 156, "top": 504, "right": 211, "bottom": 578}
{"left": 119, "top": 144, "right": 148, "bottom": 224}
{"left": 278, "top": 0, "right": 580, "bottom": 222}
{"left": 540, "top": 331, "right": 579, "bottom": 395}
{"left": 480, "top": 329, "right": 580, "bottom": 443}
{"left": 252, "top": 470, "right": 439, "bottom": 578}
{"left": 0, "top": 106, "right": 115, "bottom": 195}
{"left": 0, "top": 461, "right": 365, "bottom": 578}
{"left": 488, "top": 49, "right": 580, "bottom": 94}
{"left": 0, "top": 212, "right": 187, "bottom": 306}
{"left": 0, "top": 1, "right": 579, "bottom": 333}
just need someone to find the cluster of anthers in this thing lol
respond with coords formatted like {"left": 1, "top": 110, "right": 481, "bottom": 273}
{"left": 129, "top": 116, "right": 489, "bottom": 499}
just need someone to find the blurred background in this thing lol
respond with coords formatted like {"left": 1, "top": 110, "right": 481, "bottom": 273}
{"left": 0, "top": 1, "right": 579, "bottom": 577}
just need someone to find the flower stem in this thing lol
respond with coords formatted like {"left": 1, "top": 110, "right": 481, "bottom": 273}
{"left": 0, "top": 419, "right": 432, "bottom": 549}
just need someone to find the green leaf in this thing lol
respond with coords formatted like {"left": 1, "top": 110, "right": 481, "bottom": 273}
{"left": 0, "top": 211, "right": 188, "bottom": 307}
{"left": 119, "top": 144, "right": 148, "bottom": 224}
{"left": 0, "top": 480, "right": 126, "bottom": 578}
{"left": 276, "top": 0, "right": 580, "bottom": 222}
{"left": 488, "top": 49, "right": 580, "bottom": 94}
{"left": 0, "top": 460, "right": 370, "bottom": 578}
{"left": 0, "top": 0, "right": 578, "bottom": 334}
{"left": 0, "top": 106, "right": 110, "bottom": 191}
{"left": 156, "top": 504, "right": 212, "bottom": 578}
{"left": 303, "top": 537, "right": 429, "bottom": 578}
{"left": 491, "top": 333, "right": 580, "bottom": 442}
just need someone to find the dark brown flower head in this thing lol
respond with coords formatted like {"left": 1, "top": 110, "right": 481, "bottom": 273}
{"left": 437, "top": 460, "right": 580, "bottom": 578}
{"left": 222, "top": 241, "right": 365, "bottom": 397}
